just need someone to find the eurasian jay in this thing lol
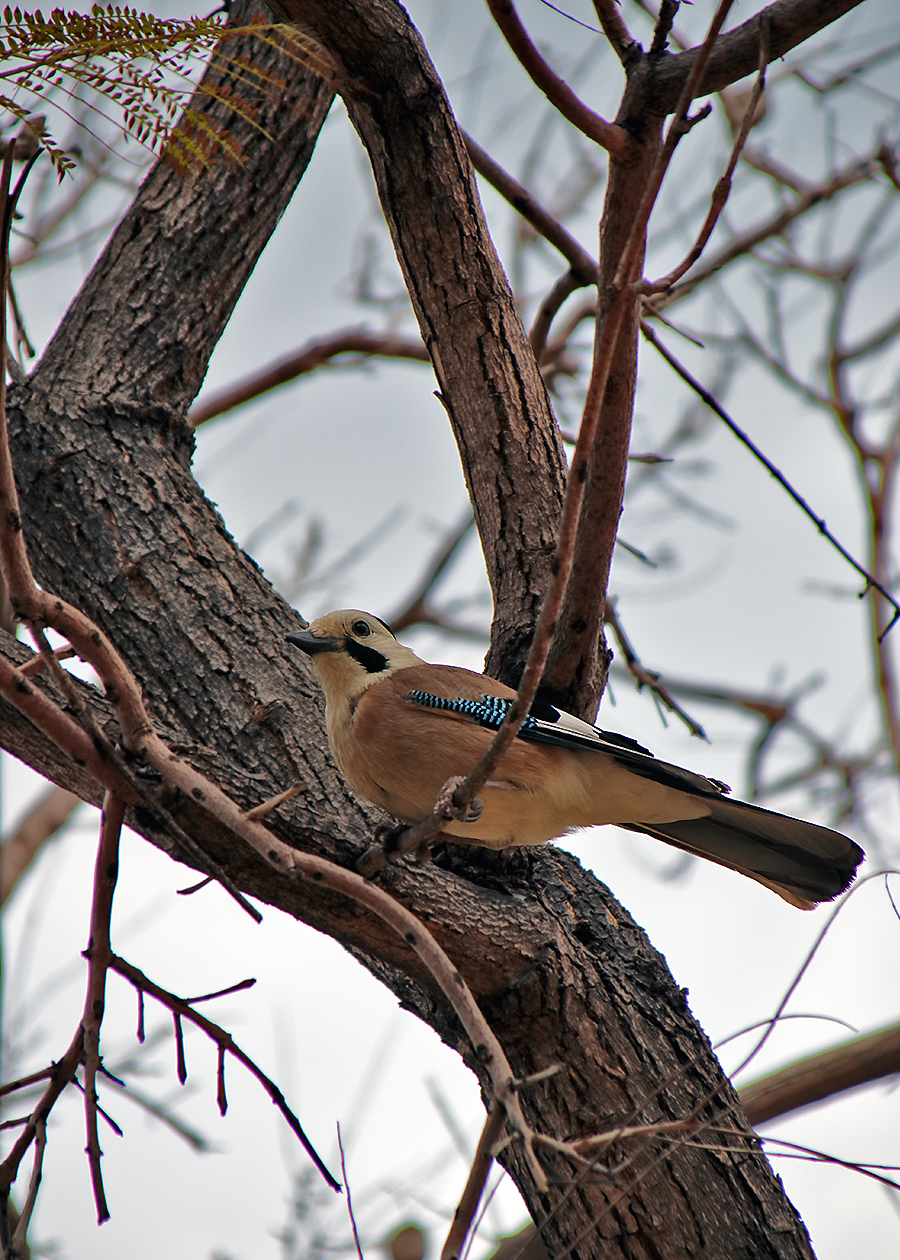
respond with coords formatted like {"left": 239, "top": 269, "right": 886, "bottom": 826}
{"left": 288, "top": 610, "right": 863, "bottom": 908}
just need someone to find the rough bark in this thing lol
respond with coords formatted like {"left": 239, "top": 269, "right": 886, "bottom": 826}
{"left": 0, "top": 0, "right": 868, "bottom": 1255}
{"left": 650, "top": 0, "right": 867, "bottom": 113}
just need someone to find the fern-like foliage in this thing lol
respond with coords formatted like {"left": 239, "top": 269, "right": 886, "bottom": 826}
{"left": 0, "top": 5, "right": 321, "bottom": 177}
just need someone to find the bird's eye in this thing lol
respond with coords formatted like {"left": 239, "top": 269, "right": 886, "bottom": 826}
{"left": 351, "top": 620, "right": 371, "bottom": 637}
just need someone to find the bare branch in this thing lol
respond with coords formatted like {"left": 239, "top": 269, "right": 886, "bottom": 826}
{"left": 463, "top": 132, "right": 599, "bottom": 284}
{"left": 10, "top": 1108, "right": 46, "bottom": 1256}
{"left": 538, "top": 0, "right": 737, "bottom": 716}
{"left": 188, "top": 330, "right": 430, "bottom": 427}
{"left": 604, "top": 601, "right": 707, "bottom": 738}
{"left": 651, "top": 154, "right": 881, "bottom": 310}
{"left": 81, "top": 792, "right": 126, "bottom": 1224}
{"left": 109, "top": 953, "right": 341, "bottom": 1192}
{"left": 388, "top": 513, "right": 477, "bottom": 634}
{"left": 530, "top": 269, "right": 586, "bottom": 365}
{"left": 441, "top": 1105, "right": 507, "bottom": 1260}
{"left": 591, "top": 0, "right": 640, "bottom": 65}
{"left": 0, "top": 1026, "right": 84, "bottom": 1205}
{"left": 485, "top": 0, "right": 631, "bottom": 157}
{"left": 649, "top": 0, "right": 867, "bottom": 114}
{"left": 640, "top": 320, "right": 900, "bottom": 638}
{"left": 643, "top": 21, "right": 770, "bottom": 296}
{"left": 740, "top": 1023, "right": 900, "bottom": 1125}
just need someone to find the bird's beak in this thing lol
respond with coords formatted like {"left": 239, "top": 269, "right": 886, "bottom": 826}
{"left": 287, "top": 629, "right": 341, "bottom": 656}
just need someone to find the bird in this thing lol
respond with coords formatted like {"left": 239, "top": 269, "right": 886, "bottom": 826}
{"left": 288, "top": 610, "right": 864, "bottom": 909}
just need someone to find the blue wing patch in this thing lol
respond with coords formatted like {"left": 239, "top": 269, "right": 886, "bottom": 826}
{"left": 403, "top": 690, "right": 653, "bottom": 755}
{"left": 402, "top": 689, "right": 730, "bottom": 797}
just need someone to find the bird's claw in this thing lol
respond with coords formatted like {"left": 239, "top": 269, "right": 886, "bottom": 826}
{"left": 435, "top": 776, "right": 483, "bottom": 823}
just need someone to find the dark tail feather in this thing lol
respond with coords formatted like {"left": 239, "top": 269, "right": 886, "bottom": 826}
{"left": 623, "top": 797, "right": 864, "bottom": 909}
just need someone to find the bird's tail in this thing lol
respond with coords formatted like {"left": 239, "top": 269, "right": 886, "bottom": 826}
{"left": 622, "top": 796, "right": 864, "bottom": 909}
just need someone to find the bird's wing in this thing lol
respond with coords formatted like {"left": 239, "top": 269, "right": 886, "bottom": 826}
{"left": 402, "top": 686, "right": 729, "bottom": 799}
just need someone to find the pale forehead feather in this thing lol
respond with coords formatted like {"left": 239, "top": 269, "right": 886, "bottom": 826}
{"left": 309, "top": 609, "right": 396, "bottom": 639}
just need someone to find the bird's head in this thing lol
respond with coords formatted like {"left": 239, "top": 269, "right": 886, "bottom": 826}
{"left": 288, "top": 609, "right": 423, "bottom": 702}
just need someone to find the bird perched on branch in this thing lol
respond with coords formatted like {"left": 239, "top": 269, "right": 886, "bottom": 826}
{"left": 288, "top": 610, "right": 863, "bottom": 909}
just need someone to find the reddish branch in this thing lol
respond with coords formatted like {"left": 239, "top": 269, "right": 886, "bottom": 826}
{"left": 648, "top": 0, "right": 867, "bottom": 113}
{"left": 591, "top": 0, "right": 638, "bottom": 65}
{"left": 462, "top": 133, "right": 599, "bottom": 285}
{"left": 108, "top": 953, "right": 340, "bottom": 1190}
{"left": 356, "top": 4, "right": 743, "bottom": 861}
{"left": 485, "top": 0, "right": 631, "bottom": 158}
{"left": 537, "top": 0, "right": 735, "bottom": 715}
{"left": 0, "top": 1027, "right": 84, "bottom": 1235}
{"left": 188, "top": 330, "right": 430, "bottom": 426}
{"left": 642, "top": 24, "right": 770, "bottom": 296}
{"left": 651, "top": 152, "right": 883, "bottom": 310}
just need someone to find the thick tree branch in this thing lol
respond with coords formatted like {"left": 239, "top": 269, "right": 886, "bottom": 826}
{"left": 649, "top": 0, "right": 866, "bottom": 114}
{"left": 32, "top": 4, "right": 336, "bottom": 416}
{"left": 538, "top": 1, "right": 736, "bottom": 718}
{"left": 739, "top": 1023, "right": 900, "bottom": 1125}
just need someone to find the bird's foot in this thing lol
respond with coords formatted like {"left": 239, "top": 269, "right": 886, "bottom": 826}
{"left": 356, "top": 779, "right": 481, "bottom": 879}
{"left": 435, "top": 775, "right": 483, "bottom": 823}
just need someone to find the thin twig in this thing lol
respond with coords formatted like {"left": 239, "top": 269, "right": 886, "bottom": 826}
{"left": 108, "top": 952, "right": 341, "bottom": 1191}
{"left": 530, "top": 269, "right": 585, "bottom": 364}
{"left": 640, "top": 320, "right": 900, "bottom": 639}
{"left": 9, "top": 1112, "right": 46, "bottom": 1256}
{"left": 462, "top": 132, "right": 599, "bottom": 285}
{"left": 0, "top": 1026, "right": 84, "bottom": 1202}
{"left": 388, "top": 512, "right": 477, "bottom": 634}
{"left": 739, "top": 1021, "right": 900, "bottom": 1126}
{"left": 650, "top": 154, "right": 881, "bottom": 311}
{"left": 731, "top": 872, "right": 895, "bottom": 1079}
{"left": 614, "top": 0, "right": 736, "bottom": 297}
{"left": 0, "top": 1068, "right": 54, "bottom": 1100}
{"left": 604, "top": 601, "right": 707, "bottom": 738}
{"left": 337, "top": 1124, "right": 364, "bottom": 1260}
